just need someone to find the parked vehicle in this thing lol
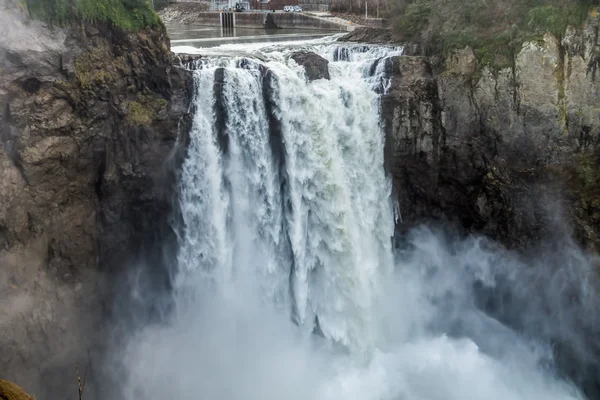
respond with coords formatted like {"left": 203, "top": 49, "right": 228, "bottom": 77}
{"left": 283, "top": 5, "right": 292, "bottom": 11}
{"left": 293, "top": 5, "right": 302, "bottom": 11}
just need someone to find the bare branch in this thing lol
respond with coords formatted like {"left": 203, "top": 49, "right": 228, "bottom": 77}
{"left": 76, "top": 366, "right": 87, "bottom": 400}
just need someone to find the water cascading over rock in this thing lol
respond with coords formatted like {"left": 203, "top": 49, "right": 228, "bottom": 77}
{"left": 177, "top": 44, "right": 402, "bottom": 350}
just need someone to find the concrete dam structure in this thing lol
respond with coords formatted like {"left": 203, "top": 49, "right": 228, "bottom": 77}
{"left": 199, "top": 11, "right": 355, "bottom": 31}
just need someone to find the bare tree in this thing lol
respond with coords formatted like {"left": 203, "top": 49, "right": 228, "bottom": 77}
{"left": 76, "top": 367, "right": 87, "bottom": 400}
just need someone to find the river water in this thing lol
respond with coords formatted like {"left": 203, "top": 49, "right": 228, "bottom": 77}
{"left": 116, "top": 37, "right": 594, "bottom": 399}
{"left": 167, "top": 22, "right": 338, "bottom": 48}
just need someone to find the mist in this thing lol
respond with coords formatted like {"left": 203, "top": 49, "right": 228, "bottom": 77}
{"left": 114, "top": 224, "right": 596, "bottom": 400}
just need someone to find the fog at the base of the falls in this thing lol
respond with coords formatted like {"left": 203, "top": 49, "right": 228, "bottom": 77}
{"left": 115, "top": 225, "right": 591, "bottom": 400}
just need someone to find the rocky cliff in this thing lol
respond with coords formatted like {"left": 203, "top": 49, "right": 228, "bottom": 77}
{"left": 364, "top": 11, "right": 600, "bottom": 251}
{"left": 0, "top": 1, "right": 192, "bottom": 396}
{"left": 344, "top": 12, "right": 600, "bottom": 398}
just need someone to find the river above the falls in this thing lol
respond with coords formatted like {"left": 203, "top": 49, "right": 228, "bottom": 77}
{"left": 167, "top": 22, "right": 339, "bottom": 49}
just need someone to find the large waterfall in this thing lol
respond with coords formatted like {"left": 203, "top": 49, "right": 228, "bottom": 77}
{"left": 177, "top": 41, "right": 401, "bottom": 351}
{"left": 119, "top": 38, "right": 588, "bottom": 400}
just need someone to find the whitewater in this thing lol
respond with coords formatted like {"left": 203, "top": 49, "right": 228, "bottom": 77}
{"left": 119, "top": 37, "right": 589, "bottom": 400}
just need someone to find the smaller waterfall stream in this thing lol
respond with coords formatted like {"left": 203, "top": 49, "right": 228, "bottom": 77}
{"left": 119, "top": 38, "right": 587, "bottom": 400}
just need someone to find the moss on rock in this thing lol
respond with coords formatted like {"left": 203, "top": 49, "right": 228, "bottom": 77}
{"left": 126, "top": 94, "right": 168, "bottom": 125}
{"left": 0, "top": 379, "right": 34, "bottom": 400}
{"left": 394, "top": 0, "right": 595, "bottom": 71}
{"left": 74, "top": 46, "right": 128, "bottom": 89}
{"left": 566, "top": 151, "right": 600, "bottom": 249}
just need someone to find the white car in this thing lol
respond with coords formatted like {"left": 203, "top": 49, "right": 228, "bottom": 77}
{"left": 293, "top": 5, "right": 302, "bottom": 11}
{"left": 283, "top": 5, "right": 292, "bottom": 11}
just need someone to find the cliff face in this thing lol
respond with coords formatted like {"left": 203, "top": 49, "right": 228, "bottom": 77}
{"left": 378, "top": 12, "right": 600, "bottom": 250}
{"left": 0, "top": 1, "right": 192, "bottom": 396}
{"left": 367, "top": 14, "right": 600, "bottom": 398}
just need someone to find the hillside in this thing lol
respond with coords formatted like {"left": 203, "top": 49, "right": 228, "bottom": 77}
{"left": 24, "top": 0, "right": 161, "bottom": 30}
{"left": 393, "top": 0, "right": 597, "bottom": 69}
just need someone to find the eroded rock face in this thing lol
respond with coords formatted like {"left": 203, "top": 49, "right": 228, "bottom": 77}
{"left": 380, "top": 13, "right": 600, "bottom": 399}
{"left": 383, "top": 13, "right": 600, "bottom": 250}
{"left": 381, "top": 56, "right": 445, "bottom": 224}
{"left": 339, "top": 27, "right": 396, "bottom": 44}
{"left": 291, "top": 51, "right": 330, "bottom": 81}
{"left": 0, "top": 3, "right": 193, "bottom": 397}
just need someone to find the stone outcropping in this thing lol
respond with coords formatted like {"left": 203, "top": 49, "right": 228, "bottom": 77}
{"left": 291, "top": 51, "right": 330, "bottom": 81}
{"left": 339, "top": 27, "right": 396, "bottom": 44}
{"left": 374, "top": 11, "right": 600, "bottom": 398}
{"left": 379, "top": 13, "right": 600, "bottom": 251}
{"left": 0, "top": 1, "right": 192, "bottom": 396}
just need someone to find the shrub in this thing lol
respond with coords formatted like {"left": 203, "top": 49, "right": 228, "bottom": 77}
{"left": 392, "top": 0, "right": 596, "bottom": 70}
{"left": 25, "top": 0, "right": 161, "bottom": 31}
{"left": 527, "top": 3, "right": 592, "bottom": 38}
{"left": 397, "top": 0, "right": 431, "bottom": 35}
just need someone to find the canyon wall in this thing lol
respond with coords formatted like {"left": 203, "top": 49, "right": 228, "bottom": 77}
{"left": 343, "top": 14, "right": 600, "bottom": 397}
{"left": 356, "top": 12, "right": 600, "bottom": 250}
{"left": 0, "top": 1, "right": 192, "bottom": 396}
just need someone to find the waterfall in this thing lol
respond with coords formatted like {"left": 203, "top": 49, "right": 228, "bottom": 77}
{"left": 119, "top": 39, "right": 587, "bottom": 400}
{"left": 177, "top": 43, "right": 401, "bottom": 351}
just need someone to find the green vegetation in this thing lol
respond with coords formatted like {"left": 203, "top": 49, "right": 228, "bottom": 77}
{"left": 575, "top": 152, "right": 600, "bottom": 237}
{"left": 25, "top": 0, "right": 161, "bottom": 31}
{"left": 578, "top": 153, "right": 600, "bottom": 193}
{"left": 126, "top": 94, "right": 168, "bottom": 125}
{"left": 73, "top": 46, "right": 127, "bottom": 89}
{"left": 393, "top": 0, "right": 597, "bottom": 70}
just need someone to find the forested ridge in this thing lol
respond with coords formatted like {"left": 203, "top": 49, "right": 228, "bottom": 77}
{"left": 395, "top": 0, "right": 596, "bottom": 67}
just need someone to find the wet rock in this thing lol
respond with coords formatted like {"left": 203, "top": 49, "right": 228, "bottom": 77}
{"left": 339, "top": 27, "right": 395, "bottom": 44}
{"left": 381, "top": 56, "right": 446, "bottom": 229}
{"left": 383, "top": 16, "right": 600, "bottom": 249}
{"left": 0, "top": 3, "right": 193, "bottom": 397}
{"left": 380, "top": 19, "right": 600, "bottom": 399}
{"left": 291, "top": 51, "right": 330, "bottom": 81}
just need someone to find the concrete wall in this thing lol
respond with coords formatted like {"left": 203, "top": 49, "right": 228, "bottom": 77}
{"left": 271, "top": 12, "right": 347, "bottom": 30}
{"left": 187, "top": 11, "right": 350, "bottom": 30}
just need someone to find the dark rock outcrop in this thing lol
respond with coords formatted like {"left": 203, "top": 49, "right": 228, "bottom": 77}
{"left": 381, "top": 56, "right": 444, "bottom": 224}
{"left": 380, "top": 15, "right": 600, "bottom": 399}
{"left": 264, "top": 12, "right": 279, "bottom": 30}
{"left": 0, "top": 3, "right": 193, "bottom": 397}
{"left": 291, "top": 51, "right": 330, "bottom": 81}
{"left": 339, "top": 27, "right": 396, "bottom": 44}
{"left": 382, "top": 15, "right": 600, "bottom": 250}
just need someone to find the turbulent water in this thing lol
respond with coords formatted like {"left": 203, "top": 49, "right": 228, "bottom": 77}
{"left": 119, "top": 38, "right": 593, "bottom": 400}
